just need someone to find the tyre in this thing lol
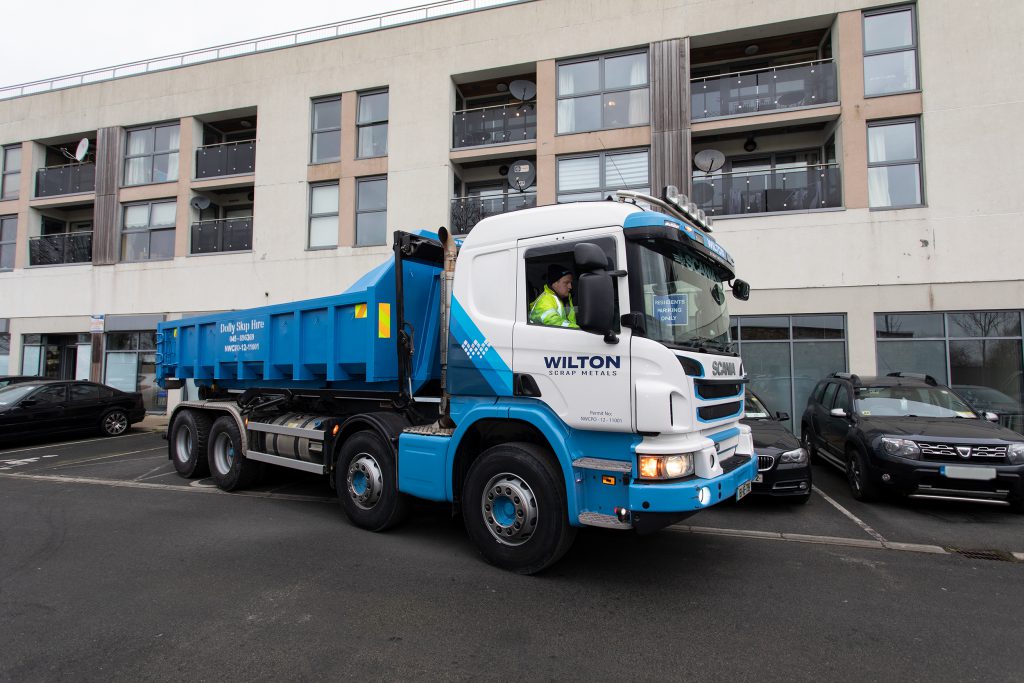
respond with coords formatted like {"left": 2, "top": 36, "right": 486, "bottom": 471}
{"left": 169, "top": 410, "right": 212, "bottom": 478}
{"left": 801, "top": 426, "right": 819, "bottom": 463}
{"left": 846, "top": 446, "right": 880, "bottom": 502}
{"left": 462, "top": 442, "right": 576, "bottom": 575}
{"left": 207, "top": 416, "right": 260, "bottom": 491}
{"left": 791, "top": 492, "right": 812, "bottom": 505}
{"left": 100, "top": 408, "right": 130, "bottom": 437}
{"left": 335, "top": 430, "right": 411, "bottom": 532}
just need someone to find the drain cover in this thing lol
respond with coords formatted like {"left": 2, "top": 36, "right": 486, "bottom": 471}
{"left": 946, "top": 548, "right": 1018, "bottom": 562}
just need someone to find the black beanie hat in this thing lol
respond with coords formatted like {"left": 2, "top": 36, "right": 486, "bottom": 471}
{"left": 546, "top": 264, "right": 572, "bottom": 286}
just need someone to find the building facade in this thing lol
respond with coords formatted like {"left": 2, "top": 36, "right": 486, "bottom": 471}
{"left": 0, "top": 0, "right": 1021, "bottom": 431}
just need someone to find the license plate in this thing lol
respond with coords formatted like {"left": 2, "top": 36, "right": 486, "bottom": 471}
{"left": 941, "top": 465, "right": 997, "bottom": 481}
{"left": 754, "top": 473, "right": 764, "bottom": 483}
{"left": 736, "top": 480, "right": 751, "bottom": 501}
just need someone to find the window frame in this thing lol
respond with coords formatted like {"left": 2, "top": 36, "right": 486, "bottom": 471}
{"left": 354, "top": 176, "right": 388, "bottom": 247}
{"left": 308, "top": 182, "right": 339, "bottom": 250}
{"left": 120, "top": 199, "right": 177, "bottom": 263}
{"left": 556, "top": 147, "right": 650, "bottom": 203}
{"left": 123, "top": 122, "right": 181, "bottom": 187}
{"left": 0, "top": 214, "right": 17, "bottom": 271}
{"left": 556, "top": 49, "right": 650, "bottom": 135}
{"left": 356, "top": 89, "right": 389, "bottom": 160}
{"left": 862, "top": 4, "right": 920, "bottom": 98}
{"left": 523, "top": 237, "right": 620, "bottom": 333}
{"left": 1, "top": 144, "right": 21, "bottom": 200}
{"left": 866, "top": 116, "right": 925, "bottom": 210}
{"left": 310, "top": 95, "right": 342, "bottom": 164}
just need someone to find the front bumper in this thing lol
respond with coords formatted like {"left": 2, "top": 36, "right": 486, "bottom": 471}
{"left": 868, "top": 452, "right": 1024, "bottom": 500}
{"left": 752, "top": 461, "right": 812, "bottom": 498}
{"left": 627, "top": 453, "right": 757, "bottom": 514}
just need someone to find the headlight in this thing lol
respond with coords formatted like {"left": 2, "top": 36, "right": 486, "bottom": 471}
{"left": 780, "top": 447, "right": 808, "bottom": 464}
{"left": 1008, "top": 443, "right": 1024, "bottom": 465}
{"left": 880, "top": 437, "right": 921, "bottom": 460}
{"left": 637, "top": 454, "right": 694, "bottom": 480}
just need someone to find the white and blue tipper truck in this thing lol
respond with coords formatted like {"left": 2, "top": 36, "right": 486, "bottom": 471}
{"left": 157, "top": 188, "right": 757, "bottom": 573}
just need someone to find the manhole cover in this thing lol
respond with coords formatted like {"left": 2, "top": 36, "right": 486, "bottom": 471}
{"left": 945, "top": 548, "right": 1018, "bottom": 562}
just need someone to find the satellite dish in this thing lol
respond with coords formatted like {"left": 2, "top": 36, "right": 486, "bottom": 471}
{"left": 507, "top": 159, "right": 536, "bottom": 192}
{"left": 74, "top": 138, "right": 90, "bottom": 162}
{"left": 190, "top": 196, "right": 212, "bottom": 211}
{"left": 694, "top": 149, "right": 726, "bottom": 174}
{"left": 508, "top": 79, "right": 536, "bottom": 102}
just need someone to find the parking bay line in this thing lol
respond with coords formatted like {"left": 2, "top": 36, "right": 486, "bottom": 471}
{"left": 668, "top": 525, "right": 949, "bottom": 556}
{"left": 811, "top": 485, "right": 888, "bottom": 544}
{"left": 0, "top": 431, "right": 153, "bottom": 456}
{"left": 45, "top": 447, "right": 166, "bottom": 470}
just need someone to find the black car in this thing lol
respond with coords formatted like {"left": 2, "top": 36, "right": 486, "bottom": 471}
{"left": 742, "top": 391, "right": 811, "bottom": 503}
{"left": 801, "top": 372, "right": 1024, "bottom": 510}
{"left": 0, "top": 375, "right": 42, "bottom": 390}
{"left": 0, "top": 380, "right": 146, "bottom": 442}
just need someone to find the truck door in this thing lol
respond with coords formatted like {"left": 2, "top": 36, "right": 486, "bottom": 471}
{"left": 513, "top": 229, "right": 632, "bottom": 432}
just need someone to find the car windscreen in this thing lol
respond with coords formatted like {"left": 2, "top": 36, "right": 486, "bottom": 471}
{"left": 854, "top": 385, "right": 978, "bottom": 418}
{"left": 0, "top": 384, "right": 43, "bottom": 405}
{"left": 744, "top": 393, "right": 770, "bottom": 419}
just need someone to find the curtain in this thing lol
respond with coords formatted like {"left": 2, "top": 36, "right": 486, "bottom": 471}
{"left": 867, "top": 129, "right": 891, "bottom": 207}
{"left": 557, "top": 68, "right": 576, "bottom": 134}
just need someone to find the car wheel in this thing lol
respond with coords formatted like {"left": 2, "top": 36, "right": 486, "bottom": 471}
{"left": 169, "top": 410, "right": 212, "bottom": 478}
{"left": 335, "top": 430, "right": 411, "bottom": 532}
{"left": 791, "top": 492, "right": 812, "bottom": 505}
{"left": 207, "top": 416, "right": 260, "bottom": 491}
{"left": 100, "top": 409, "right": 130, "bottom": 437}
{"left": 801, "top": 426, "right": 819, "bottom": 463}
{"left": 462, "top": 442, "right": 576, "bottom": 575}
{"left": 846, "top": 446, "right": 880, "bottom": 502}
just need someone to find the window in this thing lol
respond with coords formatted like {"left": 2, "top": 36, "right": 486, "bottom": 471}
{"left": 124, "top": 123, "right": 180, "bottom": 185}
{"left": 33, "top": 384, "right": 68, "bottom": 405}
{"left": 863, "top": 6, "right": 918, "bottom": 96}
{"left": 557, "top": 149, "right": 649, "bottom": 202}
{"left": 355, "top": 177, "right": 387, "bottom": 247}
{"left": 867, "top": 118, "right": 923, "bottom": 208}
{"left": 0, "top": 333, "right": 9, "bottom": 374}
{"left": 122, "top": 200, "right": 176, "bottom": 262}
{"left": 311, "top": 96, "right": 341, "bottom": 163}
{"left": 104, "top": 331, "right": 163, "bottom": 411}
{"left": 875, "top": 310, "right": 1024, "bottom": 434}
{"left": 1, "top": 144, "right": 21, "bottom": 199}
{"left": 524, "top": 237, "right": 618, "bottom": 330}
{"left": 0, "top": 215, "right": 15, "bottom": 270}
{"left": 357, "top": 90, "right": 389, "bottom": 158}
{"left": 557, "top": 50, "right": 649, "bottom": 134}
{"left": 70, "top": 383, "right": 101, "bottom": 401}
{"left": 309, "top": 183, "right": 339, "bottom": 249}
{"left": 731, "top": 314, "right": 848, "bottom": 434}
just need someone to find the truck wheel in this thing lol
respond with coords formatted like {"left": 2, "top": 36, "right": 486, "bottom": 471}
{"left": 208, "top": 416, "right": 260, "bottom": 491}
{"left": 462, "top": 442, "right": 576, "bottom": 575}
{"left": 170, "top": 410, "right": 211, "bottom": 478}
{"left": 335, "top": 430, "right": 410, "bottom": 532}
{"left": 846, "top": 445, "right": 880, "bottom": 502}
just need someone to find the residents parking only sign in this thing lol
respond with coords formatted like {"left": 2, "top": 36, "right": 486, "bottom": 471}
{"left": 653, "top": 294, "right": 688, "bottom": 326}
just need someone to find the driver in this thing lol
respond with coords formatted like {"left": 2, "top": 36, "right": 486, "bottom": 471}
{"left": 529, "top": 264, "right": 578, "bottom": 329}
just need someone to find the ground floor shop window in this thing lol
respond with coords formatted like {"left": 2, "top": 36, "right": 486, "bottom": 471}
{"left": 731, "top": 314, "right": 848, "bottom": 434}
{"left": 20, "top": 333, "right": 90, "bottom": 379}
{"left": 876, "top": 311, "right": 1023, "bottom": 434}
{"left": 104, "top": 331, "right": 165, "bottom": 412}
{"left": 0, "top": 333, "right": 9, "bottom": 374}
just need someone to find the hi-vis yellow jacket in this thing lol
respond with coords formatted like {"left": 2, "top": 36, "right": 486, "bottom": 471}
{"left": 528, "top": 285, "right": 578, "bottom": 328}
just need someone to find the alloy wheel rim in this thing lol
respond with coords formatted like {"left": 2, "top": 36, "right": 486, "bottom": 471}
{"left": 480, "top": 472, "right": 539, "bottom": 547}
{"left": 347, "top": 453, "right": 383, "bottom": 510}
{"left": 105, "top": 412, "right": 128, "bottom": 435}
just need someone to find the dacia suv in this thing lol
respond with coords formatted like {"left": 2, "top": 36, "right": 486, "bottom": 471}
{"left": 801, "top": 372, "right": 1024, "bottom": 510}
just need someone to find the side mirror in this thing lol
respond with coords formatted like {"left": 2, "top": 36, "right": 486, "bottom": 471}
{"left": 573, "top": 242, "right": 607, "bottom": 273}
{"left": 829, "top": 408, "right": 848, "bottom": 418}
{"left": 984, "top": 411, "right": 999, "bottom": 422}
{"left": 576, "top": 272, "right": 617, "bottom": 342}
{"left": 775, "top": 411, "right": 790, "bottom": 422}
{"left": 731, "top": 279, "right": 750, "bottom": 301}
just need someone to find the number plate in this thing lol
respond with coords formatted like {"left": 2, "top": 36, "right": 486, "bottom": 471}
{"left": 754, "top": 473, "right": 764, "bottom": 483}
{"left": 736, "top": 480, "right": 752, "bottom": 501}
{"left": 941, "top": 465, "right": 997, "bottom": 481}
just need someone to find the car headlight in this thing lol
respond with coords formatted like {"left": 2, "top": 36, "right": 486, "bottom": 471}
{"left": 779, "top": 447, "right": 808, "bottom": 464}
{"left": 638, "top": 453, "right": 694, "bottom": 480}
{"left": 1008, "top": 443, "right": 1024, "bottom": 465}
{"left": 881, "top": 437, "right": 921, "bottom": 460}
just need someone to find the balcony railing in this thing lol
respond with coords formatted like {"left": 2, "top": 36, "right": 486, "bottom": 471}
{"left": 452, "top": 103, "right": 536, "bottom": 149}
{"left": 191, "top": 217, "right": 253, "bottom": 254}
{"left": 35, "top": 163, "right": 96, "bottom": 197}
{"left": 195, "top": 141, "right": 256, "bottom": 179}
{"left": 691, "top": 59, "right": 838, "bottom": 120}
{"left": 692, "top": 164, "right": 842, "bottom": 217}
{"left": 29, "top": 232, "right": 93, "bottom": 266}
{"left": 450, "top": 192, "right": 536, "bottom": 234}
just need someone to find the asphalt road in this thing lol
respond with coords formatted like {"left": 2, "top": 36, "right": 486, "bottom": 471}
{"left": 2, "top": 430, "right": 1022, "bottom": 681}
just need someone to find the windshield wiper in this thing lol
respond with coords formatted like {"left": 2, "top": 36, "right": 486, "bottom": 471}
{"left": 683, "top": 336, "right": 728, "bottom": 353}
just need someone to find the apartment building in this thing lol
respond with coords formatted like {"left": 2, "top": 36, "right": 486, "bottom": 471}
{"left": 0, "top": 0, "right": 1021, "bottom": 431}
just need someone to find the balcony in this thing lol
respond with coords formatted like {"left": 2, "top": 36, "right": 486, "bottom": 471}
{"left": 35, "top": 163, "right": 95, "bottom": 198}
{"left": 190, "top": 217, "right": 253, "bottom": 254}
{"left": 28, "top": 232, "right": 93, "bottom": 266}
{"left": 691, "top": 60, "right": 838, "bottom": 120}
{"left": 450, "top": 192, "right": 536, "bottom": 235}
{"left": 195, "top": 141, "right": 255, "bottom": 179}
{"left": 452, "top": 104, "right": 536, "bottom": 149}
{"left": 692, "top": 164, "right": 841, "bottom": 217}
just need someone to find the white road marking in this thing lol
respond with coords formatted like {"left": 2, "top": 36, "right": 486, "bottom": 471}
{"left": 134, "top": 463, "right": 173, "bottom": 482}
{"left": 46, "top": 447, "right": 165, "bottom": 470}
{"left": 0, "top": 431, "right": 152, "bottom": 456}
{"left": 669, "top": 525, "right": 949, "bottom": 556}
{"left": 812, "top": 485, "right": 888, "bottom": 543}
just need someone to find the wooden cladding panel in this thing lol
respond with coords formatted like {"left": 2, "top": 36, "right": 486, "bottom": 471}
{"left": 649, "top": 38, "right": 691, "bottom": 195}
{"left": 92, "top": 126, "right": 124, "bottom": 265}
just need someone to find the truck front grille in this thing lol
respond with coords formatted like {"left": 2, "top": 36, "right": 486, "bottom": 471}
{"left": 694, "top": 380, "right": 742, "bottom": 400}
{"left": 917, "top": 442, "right": 1008, "bottom": 463}
{"left": 698, "top": 401, "right": 742, "bottom": 421}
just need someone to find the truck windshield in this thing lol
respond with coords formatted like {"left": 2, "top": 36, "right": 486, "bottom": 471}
{"left": 629, "top": 237, "right": 732, "bottom": 352}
